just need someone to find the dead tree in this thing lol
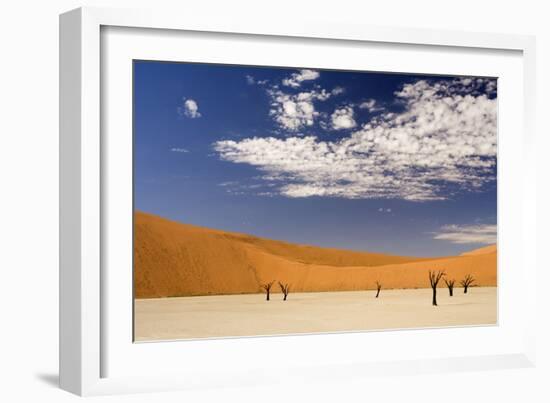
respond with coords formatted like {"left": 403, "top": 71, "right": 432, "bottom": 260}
{"left": 444, "top": 278, "right": 456, "bottom": 296}
{"left": 278, "top": 282, "right": 290, "bottom": 301}
{"left": 261, "top": 281, "right": 275, "bottom": 301}
{"left": 460, "top": 274, "right": 475, "bottom": 294}
{"left": 375, "top": 281, "right": 382, "bottom": 298}
{"left": 429, "top": 270, "right": 446, "bottom": 306}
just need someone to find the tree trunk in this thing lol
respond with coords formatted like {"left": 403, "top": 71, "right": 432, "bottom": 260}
{"left": 376, "top": 289, "right": 380, "bottom": 298}
{"left": 266, "top": 290, "right": 270, "bottom": 301}
{"left": 464, "top": 286, "right": 468, "bottom": 294}
{"left": 448, "top": 287, "right": 453, "bottom": 297}
{"left": 283, "top": 294, "right": 287, "bottom": 301}
{"left": 432, "top": 286, "right": 437, "bottom": 306}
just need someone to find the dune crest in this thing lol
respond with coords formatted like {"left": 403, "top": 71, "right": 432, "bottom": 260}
{"left": 461, "top": 244, "right": 497, "bottom": 256}
{"left": 134, "top": 211, "right": 497, "bottom": 298}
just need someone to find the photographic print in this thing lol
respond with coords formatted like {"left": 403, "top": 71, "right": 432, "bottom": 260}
{"left": 133, "top": 61, "right": 497, "bottom": 342}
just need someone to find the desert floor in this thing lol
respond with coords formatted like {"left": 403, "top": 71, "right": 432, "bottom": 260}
{"left": 134, "top": 287, "right": 497, "bottom": 341}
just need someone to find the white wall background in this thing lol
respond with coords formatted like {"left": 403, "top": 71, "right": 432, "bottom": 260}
{"left": 0, "top": 0, "right": 547, "bottom": 401}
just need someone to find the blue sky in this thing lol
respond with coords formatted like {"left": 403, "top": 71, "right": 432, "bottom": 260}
{"left": 134, "top": 61, "right": 497, "bottom": 257}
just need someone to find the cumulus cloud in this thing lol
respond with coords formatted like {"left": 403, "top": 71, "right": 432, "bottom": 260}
{"left": 433, "top": 223, "right": 496, "bottom": 244}
{"left": 214, "top": 77, "right": 497, "bottom": 201}
{"left": 268, "top": 87, "right": 332, "bottom": 131}
{"left": 359, "top": 99, "right": 384, "bottom": 112}
{"left": 282, "top": 69, "right": 320, "bottom": 88}
{"left": 264, "top": 69, "right": 344, "bottom": 131}
{"left": 331, "top": 106, "right": 357, "bottom": 130}
{"left": 178, "top": 98, "right": 201, "bottom": 118}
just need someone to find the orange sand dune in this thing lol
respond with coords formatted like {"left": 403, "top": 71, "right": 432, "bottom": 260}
{"left": 461, "top": 244, "right": 496, "bottom": 256}
{"left": 134, "top": 211, "right": 497, "bottom": 298}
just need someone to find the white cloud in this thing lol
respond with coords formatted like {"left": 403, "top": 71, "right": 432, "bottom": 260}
{"left": 264, "top": 71, "right": 343, "bottom": 131}
{"left": 331, "top": 106, "right": 357, "bottom": 130}
{"left": 485, "top": 80, "right": 497, "bottom": 94}
{"left": 433, "top": 224, "right": 496, "bottom": 244}
{"left": 268, "top": 87, "right": 332, "bottom": 131}
{"left": 245, "top": 75, "right": 269, "bottom": 86}
{"left": 170, "top": 147, "right": 189, "bottom": 153}
{"left": 179, "top": 98, "right": 201, "bottom": 118}
{"left": 218, "top": 181, "right": 238, "bottom": 187}
{"left": 282, "top": 69, "right": 320, "bottom": 88}
{"left": 359, "top": 99, "right": 384, "bottom": 112}
{"left": 214, "top": 77, "right": 497, "bottom": 201}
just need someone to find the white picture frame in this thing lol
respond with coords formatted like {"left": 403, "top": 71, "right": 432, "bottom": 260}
{"left": 59, "top": 6, "right": 537, "bottom": 396}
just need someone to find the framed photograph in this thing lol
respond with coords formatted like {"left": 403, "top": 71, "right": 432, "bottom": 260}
{"left": 60, "top": 7, "right": 537, "bottom": 396}
{"left": 132, "top": 61, "right": 499, "bottom": 342}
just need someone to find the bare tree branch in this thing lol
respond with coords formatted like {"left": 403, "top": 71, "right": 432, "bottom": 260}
{"left": 460, "top": 274, "right": 475, "bottom": 294}
{"left": 444, "top": 278, "right": 455, "bottom": 297}
{"left": 260, "top": 281, "right": 275, "bottom": 301}
{"left": 278, "top": 281, "right": 290, "bottom": 301}
{"left": 428, "top": 270, "right": 446, "bottom": 306}
{"left": 375, "top": 281, "right": 382, "bottom": 298}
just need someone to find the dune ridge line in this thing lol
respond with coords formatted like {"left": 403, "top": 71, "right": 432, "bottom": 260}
{"left": 134, "top": 211, "right": 497, "bottom": 299}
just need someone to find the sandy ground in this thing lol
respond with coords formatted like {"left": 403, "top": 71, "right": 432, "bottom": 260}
{"left": 134, "top": 287, "right": 497, "bottom": 341}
